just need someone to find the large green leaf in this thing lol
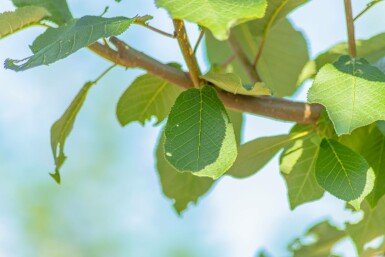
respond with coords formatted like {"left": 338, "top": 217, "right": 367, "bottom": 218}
{"left": 227, "top": 110, "right": 243, "bottom": 146}
{"left": 156, "top": 133, "right": 214, "bottom": 214}
{"left": 156, "top": 0, "right": 267, "bottom": 40}
{"left": 227, "top": 131, "right": 309, "bottom": 178}
{"left": 116, "top": 73, "right": 182, "bottom": 126}
{"left": 5, "top": 16, "right": 135, "bottom": 71}
{"left": 12, "top": 0, "right": 72, "bottom": 25}
{"left": 303, "top": 33, "right": 385, "bottom": 81}
{"left": 50, "top": 81, "right": 94, "bottom": 184}
{"left": 289, "top": 221, "right": 346, "bottom": 257}
{"left": 201, "top": 71, "right": 271, "bottom": 96}
{"left": 308, "top": 55, "right": 385, "bottom": 135}
{"left": 315, "top": 139, "right": 370, "bottom": 201}
{"left": 0, "top": 6, "right": 50, "bottom": 39}
{"left": 164, "top": 86, "right": 237, "bottom": 180}
{"left": 280, "top": 134, "right": 324, "bottom": 210}
{"left": 347, "top": 198, "right": 385, "bottom": 254}
{"left": 206, "top": 19, "right": 309, "bottom": 96}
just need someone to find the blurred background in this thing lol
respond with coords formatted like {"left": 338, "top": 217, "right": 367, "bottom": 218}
{"left": 0, "top": 0, "right": 384, "bottom": 256}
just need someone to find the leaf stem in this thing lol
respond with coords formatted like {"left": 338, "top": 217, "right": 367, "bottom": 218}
{"left": 253, "top": 0, "right": 288, "bottom": 69}
{"left": 173, "top": 19, "right": 202, "bottom": 88}
{"left": 344, "top": 0, "right": 357, "bottom": 58}
{"left": 137, "top": 23, "right": 176, "bottom": 39}
{"left": 193, "top": 27, "right": 205, "bottom": 55}
{"left": 354, "top": 0, "right": 383, "bottom": 21}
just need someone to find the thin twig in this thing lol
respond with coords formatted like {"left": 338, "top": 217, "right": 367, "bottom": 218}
{"left": 173, "top": 19, "right": 202, "bottom": 88}
{"left": 193, "top": 27, "right": 205, "bottom": 55}
{"left": 228, "top": 32, "right": 261, "bottom": 83}
{"left": 344, "top": 0, "right": 357, "bottom": 58}
{"left": 253, "top": 0, "right": 288, "bottom": 69}
{"left": 354, "top": 0, "right": 384, "bottom": 21}
{"left": 137, "top": 23, "right": 176, "bottom": 39}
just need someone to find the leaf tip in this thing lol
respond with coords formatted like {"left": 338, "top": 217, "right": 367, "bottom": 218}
{"left": 50, "top": 169, "right": 61, "bottom": 184}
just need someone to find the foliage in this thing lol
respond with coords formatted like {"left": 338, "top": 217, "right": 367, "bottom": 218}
{"left": 2, "top": 0, "right": 385, "bottom": 255}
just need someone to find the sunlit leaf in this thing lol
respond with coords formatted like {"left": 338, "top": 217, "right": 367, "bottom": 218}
{"left": 156, "top": 0, "right": 267, "bottom": 40}
{"left": 308, "top": 55, "right": 385, "bottom": 135}
{"left": 0, "top": 6, "right": 50, "bottom": 39}
{"left": 12, "top": 0, "right": 72, "bottom": 25}
{"left": 201, "top": 71, "right": 271, "bottom": 96}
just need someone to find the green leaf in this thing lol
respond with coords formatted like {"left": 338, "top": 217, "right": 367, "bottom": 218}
{"left": 377, "top": 120, "right": 385, "bottom": 136}
{"left": 227, "top": 131, "right": 309, "bottom": 178}
{"left": 315, "top": 139, "right": 370, "bottom": 201}
{"left": 206, "top": 19, "right": 309, "bottom": 96}
{"left": 5, "top": 16, "right": 135, "bottom": 71}
{"left": 289, "top": 221, "right": 346, "bottom": 257}
{"left": 201, "top": 71, "right": 271, "bottom": 96}
{"left": 0, "top": 6, "right": 50, "bottom": 39}
{"left": 347, "top": 198, "right": 385, "bottom": 254}
{"left": 308, "top": 55, "right": 385, "bottom": 135}
{"left": 12, "top": 0, "right": 72, "bottom": 25}
{"left": 280, "top": 134, "right": 324, "bottom": 210}
{"left": 304, "top": 33, "right": 385, "bottom": 81}
{"left": 362, "top": 126, "right": 385, "bottom": 207}
{"left": 116, "top": 73, "right": 183, "bottom": 126}
{"left": 156, "top": 132, "right": 214, "bottom": 214}
{"left": 50, "top": 81, "right": 94, "bottom": 184}
{"left": 156, "top": 0, "right": 267, "bottom": 40}
{"left": 164, "top": 86, "right": 237, "bottom": 180}
{"left": 348, "top": 168, "right": 375, "bottom": 211}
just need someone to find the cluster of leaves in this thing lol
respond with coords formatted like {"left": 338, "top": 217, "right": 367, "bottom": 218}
{"left": 2, "top": 0, "right": 385, "bottom": 255}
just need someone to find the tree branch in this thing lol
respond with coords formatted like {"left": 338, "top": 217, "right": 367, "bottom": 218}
{"left": 228, "top": 32, "right": 261, "bottom": 83}
{"left": 173, "top": 19, "right": 202, "bottom": 88}
{"left": 88, "top": 37, "right": 323, "bottom": 124}
{"left": 344, "top": 0, "right": 357, "bottom": 58}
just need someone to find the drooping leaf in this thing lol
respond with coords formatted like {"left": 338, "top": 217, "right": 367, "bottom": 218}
{"left": 5, "top": 16, "right": 136, "bottom": 71}
{"left": 362, "top": 127, "right": 385, "bottom": 207}
{"left": 308, "top": 55, "right": 385, "bottom": 135}
{"left": 164, "top": 86, "right": 237, "bottom": 180}
{"left": 289, "top": 221, "right": 346, "bottom": 257}
{"left": 227, "top": 109, "right": 243, "bottom": 146}
{"left": 50, "top": 81, "right": 94, "bottom": 184}
{"left": 12, "top": 0, "right": 72, "bottom": 25}
{"left": 303, "top": 33, "right": 385, "bottom": 81}
{"left": 347, "top": 198, "right": 385, "bottom": 254}
{"left": 206, "top": 19, "right": 309, "bottom": 96}
{"left": 156, "top": 0, "right": 267, "bottom": 40}
{"left": 156, "top": 132, "right": 214, "bottom": 214}
{"left": 116, "top": 73, "right": 183, "bottom": 126}
{"left": 315, "top": 139, "right": 370, "bottom": 201}
{"left": 227, "top": 131, "right": 309, "bottom": 178}
{"left": 280, "top": 134, "right": 324, "bottom": 210}
{"left": 0, "top": 6, "right": 50, "bottom": 39}
{"left": 201, "top": 71, "right": 271, "bottom": 96}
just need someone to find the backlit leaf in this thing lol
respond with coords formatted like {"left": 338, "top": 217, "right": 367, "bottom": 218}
{"left": 308, "top": 55, "right": 385, "bottom": 135}
{"left": 156, "top": 0, "right": 267, "bottom": 40}
{"left": 201, "top": 71, "right": 271, "bottom": 96}
{"left": 0, "top": 6, "right": 50, "bottom": 39}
